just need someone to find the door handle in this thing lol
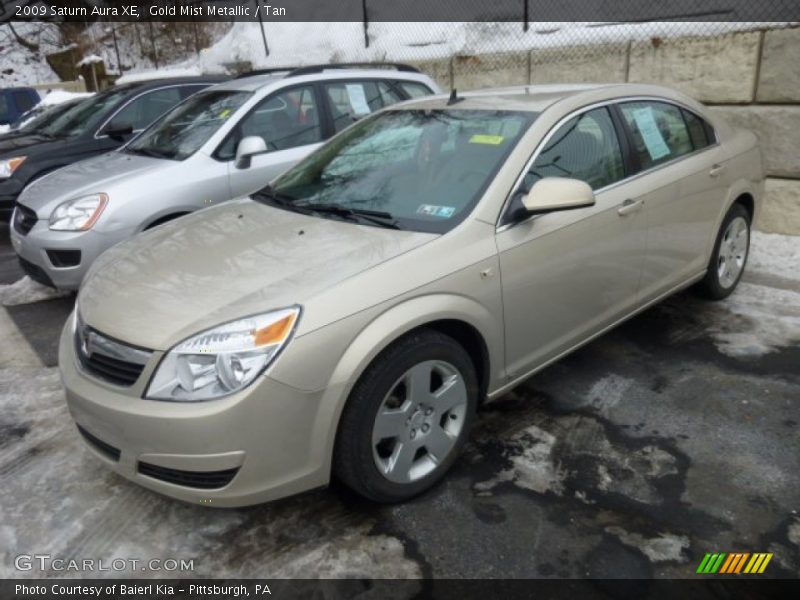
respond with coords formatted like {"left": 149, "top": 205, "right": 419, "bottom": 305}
{"left": 617, "top": 198, "right": 643, "bottom": 216}
{"left": 709, "top": 163, "right": 726, "bottom": 177}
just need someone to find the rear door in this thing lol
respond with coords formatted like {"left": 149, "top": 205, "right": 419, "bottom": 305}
{"left": 321, "top": 79, "right": 408, "bottom": 134}
{"left": 496, "top": 106, "right": 647, "bottom": 379}
{"left": 614, "top": 100, "right": 727, "bottom": 300}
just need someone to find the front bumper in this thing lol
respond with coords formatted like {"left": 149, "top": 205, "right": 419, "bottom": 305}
{"left": 9, "top": 218, "right": 135, "bottom": 290}
{"left": 59, "top": 316, "right": 340, "bottom": 507}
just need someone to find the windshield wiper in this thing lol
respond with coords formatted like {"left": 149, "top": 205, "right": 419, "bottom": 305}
{"left": 251, "top": 186, "right": 313, "bottom": 215}
{"left": 299, "top": 202, "right": 401, "bottom": 230}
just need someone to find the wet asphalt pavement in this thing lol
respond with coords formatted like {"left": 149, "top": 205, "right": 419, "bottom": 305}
{"left": 0, "top": 222, "right": 798, "bottom": 580}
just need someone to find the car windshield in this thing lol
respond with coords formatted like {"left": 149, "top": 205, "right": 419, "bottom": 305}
{"left": 265, "top": 109, "right": 536, "bottom": 233}
{"left": 40, "top": 87, "right": 132, "bottom": 138}
{"left": 13, "top": 101, "right": 79, "bottom": 132}
{"left": 126, "top": 90, "right": 251, "bottom": 161}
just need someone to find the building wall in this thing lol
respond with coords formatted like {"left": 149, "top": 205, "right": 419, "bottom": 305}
{"left": 412, "top": 26, "right": 800, "bottom": 235}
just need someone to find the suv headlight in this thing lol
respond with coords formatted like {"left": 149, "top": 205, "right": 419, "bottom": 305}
{"left": 0, "top": 156, "right": 26, "bottom": 179}
{"left": 50, "top": 193, "right": 108, "bottom": 231}
{"left": 146, "top": 307, "right": 300, "bottom": 401}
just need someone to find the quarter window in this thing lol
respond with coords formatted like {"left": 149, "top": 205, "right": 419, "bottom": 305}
{"left": 522, "top": 107, "right": 624, "bottom": 192}
{"left": 619, "top": 101, "right": 693, "bottom": 169}
{"left": 397, "top": 81, "right": 434, "bottom": 99}
{"left": 12, "top": 91, "right": 36, "bottom": 113}
{"left": 682, "top": 109, "right": 713, "bottom": 150}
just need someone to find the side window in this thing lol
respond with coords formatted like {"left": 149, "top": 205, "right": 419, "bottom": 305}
{"left": 218, "top": 85, "right": 322, "bottom": 159}
{"left": 106, "top": 87, "right": 183, "bottom": 132}
{"left": 397, "top": 81, "right": 433, "bottom": 99}
{"left": 378, "top": 81, "right": 404, "bottom": 105}
{"left": 619, "top": 101, "right": 693, "bottom": 170}
{"left": 12, "top": 91, "right": 36, "bottom": 113}
{"left": 324, "top": 81, "right": 387, "bottom": 133}
{"left": 522, "top": 107, "right": 624, "bottom": 192}
{"left": 682, "top": 109, "right": 713, "bottom": 150}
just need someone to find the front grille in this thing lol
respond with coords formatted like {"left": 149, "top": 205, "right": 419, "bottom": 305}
{"left": 138, "top": 462, "right": 240, "bottom": 489}
{"left": 77, "top": 425, "right": 121, "bottom": 461}
{"left": 46, "top": 249, "right": 81, "bottom": 268}
{"left": 12, "top": 203, "right": 37, "bottom": 235}
{"left": 75, "top": 318, "right": 151, "bottom": 387}
{"left": 18, "top": 256, "right": 55, "bottom": 288}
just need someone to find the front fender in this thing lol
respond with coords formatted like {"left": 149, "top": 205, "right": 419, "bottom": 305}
{"left": 272, "top": 292, "right": 504, "bottom": 483}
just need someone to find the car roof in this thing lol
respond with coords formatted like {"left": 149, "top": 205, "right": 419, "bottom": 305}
{"left": 392, "top": 82, "right": 705, "bottom": 114}
{"left": 214, "top": 67, "right": 434, "bottom": 93}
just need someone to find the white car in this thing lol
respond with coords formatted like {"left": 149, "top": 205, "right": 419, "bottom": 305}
{"left": 12, "top": 64, "right": 439, "bottom": 290}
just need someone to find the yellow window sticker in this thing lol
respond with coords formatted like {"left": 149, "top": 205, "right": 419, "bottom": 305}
{"left": 469, "top": 134, "right": 504, "bottom": 145}
{"left": 219, "top": 108, "right": 232, "bottom": 119}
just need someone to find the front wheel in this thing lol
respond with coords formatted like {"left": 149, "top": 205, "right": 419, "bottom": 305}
{"left": 696, "top": 203, "right": 751, "bottom": 300}
{"left": 334, "top": 329, "right": 478, "bottom": 503}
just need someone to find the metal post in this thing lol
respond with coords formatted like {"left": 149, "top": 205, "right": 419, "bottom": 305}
{"left": 111, "top": 24, "right": 123, "bottom": 74}
{"left": 147, "top": 21, "right": 159, "bottom": 69}
{"left": 362, "top": 0, "right": 369, "bottom": 48}
{"left": 523, "top": 0, "right": 529, "bottom": 32}
{"left": 255, "top": 0, "right": 269, "bottom": 57}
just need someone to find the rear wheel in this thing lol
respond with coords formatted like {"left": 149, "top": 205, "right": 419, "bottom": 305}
{"left": 334, "top": 329, "right": 478, "bottom": 503}
{"left": 696, "top": 203, "right": 750, "bottom": 300}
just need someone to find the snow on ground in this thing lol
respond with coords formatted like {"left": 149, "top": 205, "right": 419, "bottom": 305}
{"left": 0, "top": 125, "right": 9, "bottom": 135}
{"left": 706, "top": 232, "right": 800, "bottom": 358}
{"left": 749, "top": 231, "right": 800, "bottom": 281}
{"left": 0, "top": 276, "right": 69, "bottom": 307}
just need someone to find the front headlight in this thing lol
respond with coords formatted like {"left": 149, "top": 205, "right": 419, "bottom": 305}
{"left": 50, "top": 193, "right": 108, "bottom": 231}
{"left": 0, "top": 156, "right": 26, "bottom": 179}
{"left": 146, "top": 307, "right": 300, "bottom": 401}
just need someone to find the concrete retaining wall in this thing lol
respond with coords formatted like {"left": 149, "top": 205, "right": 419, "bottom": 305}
{"left": 411, "top": 26, "right": 800, "bottom": 235}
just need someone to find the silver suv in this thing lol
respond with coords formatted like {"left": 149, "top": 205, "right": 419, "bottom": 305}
{"left": 11, "top": 64, "right": 439, "bottom": 290}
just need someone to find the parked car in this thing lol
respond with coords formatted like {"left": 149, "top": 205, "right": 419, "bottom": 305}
{"left": 11, "top": 64, "right": 439, "bottom": 290}
{"left": 0, "top": 97, "right": 85, "bottom": 140}
{"left": 0, "top": 87, "right": 40, "bottom": 126}
{"left": 60, "top": 83, "right": 763, "bottom": 506}
{"left": 0, "top": 76, "right": 226, "bottom": 220}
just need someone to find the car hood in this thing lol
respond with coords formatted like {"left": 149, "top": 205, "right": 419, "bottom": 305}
{"left": 19, "top": 150, "right": 167, "bottom": 218}
{"left": 78, "top": 199, "right": 437, "bottom": 350}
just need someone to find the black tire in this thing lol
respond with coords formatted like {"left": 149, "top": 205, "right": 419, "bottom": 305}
{"left": 334, "top": 329, "right": 478, "bottom": 503}
{"left": 695, "top": 203, "right": 751, "bottom": 300}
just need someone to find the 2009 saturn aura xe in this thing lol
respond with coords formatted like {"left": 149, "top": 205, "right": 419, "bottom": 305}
{"left": 60, "top": 83, "right": 763, "bottom": 506}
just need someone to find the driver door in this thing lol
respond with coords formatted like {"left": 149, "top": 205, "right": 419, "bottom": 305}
{"left": 496, "top": 106, "right": 647, "bottom": 380}
{"left": 225, "top": 85, "right": 325, "bottom": 197}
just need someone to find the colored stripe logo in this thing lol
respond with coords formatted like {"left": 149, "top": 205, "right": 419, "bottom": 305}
{"left": 696, "top": 552, "right": 773, "bottom": 574}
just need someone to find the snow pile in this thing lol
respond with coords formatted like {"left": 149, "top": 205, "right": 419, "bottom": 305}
{"left": 191, "top": 21, "right": 780, "bottom": 73}
{"left": 0, "top": 277, "right": 70, "bottom": 306}
{"left": 38, "top": 89, "right": 94, "bottom": 105}
{"left": 76, "top": 54, "right": 103, "bottom": 67}
{"left": 0, "top": 125, "right": 9, "bottom": 135}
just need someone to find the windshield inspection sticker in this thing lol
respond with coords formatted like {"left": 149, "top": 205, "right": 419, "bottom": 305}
{"left": 219, "top": 108, "right": 232, "bottom": 119}
{"left": 470, "top": 134, "right": 505, "bottom": 145}
{"left": 417, "top": 204, "right": 456, "bottom": 218}
{"left": 631, "top": 107, "right": 671, "bottom": 160}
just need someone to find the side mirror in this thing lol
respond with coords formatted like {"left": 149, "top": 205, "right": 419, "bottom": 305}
{"left": 522, "top": 177, "right": 595, "bottom": 214}
{"left": 235, "top": 136, "right": 267, "bottom": 169}
{"left": 103, "top": 123, "right": 134, "bottom": 141}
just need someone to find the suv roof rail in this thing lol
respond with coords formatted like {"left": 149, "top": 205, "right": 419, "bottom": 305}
{"left": 286, "top": 63, "right": 421, "bottom": 77}
{"left": 234, "top": 67, "right": 294, "bottom": 79}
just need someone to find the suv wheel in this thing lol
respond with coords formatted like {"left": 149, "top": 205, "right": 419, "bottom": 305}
{"left": 334, "top": 329, "right": 478, "bottom": 502}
